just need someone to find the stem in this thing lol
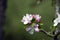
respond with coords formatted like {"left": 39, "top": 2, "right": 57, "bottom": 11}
{"left": 40, "top": 29, "right": 55, "bottom": 37}
{"left": 40, "top": 29, "right": 60, "bottom": 40}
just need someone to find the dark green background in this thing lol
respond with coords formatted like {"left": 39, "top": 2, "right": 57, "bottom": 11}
{"left": 4, "top": 0, "right": 60, "bottom": 40}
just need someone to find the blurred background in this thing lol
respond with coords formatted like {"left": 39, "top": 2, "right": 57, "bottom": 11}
{"left": 4, "top": 0, "right": 60, "bottom": 40}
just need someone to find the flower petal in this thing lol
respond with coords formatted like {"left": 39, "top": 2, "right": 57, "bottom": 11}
{"left": 34, "top": 14, "right": 41, "bottom": 22}
{"left": 34, "top": 24, "right": 40, "bottom": 32}
{"left": 21, "top": 14, "right": 33, "bottom": 24}
{"left": 26, "top": 14, "right": 33, "bottom": 21}
{"left": 53, "top": 22, "right": 58, "bottom": 26}
{"left": 26, "top": 27, "right": 31, "bottom": 31}
{"left": 34, "top": 28, "right": 40, "bottom": 32}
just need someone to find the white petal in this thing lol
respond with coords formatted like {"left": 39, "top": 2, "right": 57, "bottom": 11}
{"left": 26, "top": 27, "right": 31, "bottom": 31}
{"left": 34, "top": 28, "right": 39, "bottom": 32}
{"left": 22, "top": 16, "right": 26, "bottom": 20}
{"left": 24, "top": 21, "right": 28, "bottom": 24}
{"left": 53, "top": 22, "right": 58, "bottom": 26}
{"left": 54, "top": 18, "right": 58, "bottom": 23}
{"left": 26, "top": 14, "right": 33, "bottom": 20}
{"left": 29, "top": 14, "right": 33, "bottom": 20}
{"left": 21, "top": 17, "right": 28, "bottom": 24}
{"left": 53, "top": 16, "right": 60, "bottom": 26}
{"left": 35, "top": 14, "right": 41, "bottom": 20}
{"left": 21, "top": 14, "right": 32, "bottom": 24}
{"left": 26, "top": 14, "right": 29, "bottom": 18}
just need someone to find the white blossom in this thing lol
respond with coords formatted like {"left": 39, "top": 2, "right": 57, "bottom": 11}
{"left": 53, "top": 13, "right": 60, "bottom": 26}
{"left": 34, "top": 14, "right": 41, "bottom": 22}
{"left": 21, "top": 14, "right": 41, "bottom": 24}
{"left": 21, "top": 14, "right": 33, "bottom": 24}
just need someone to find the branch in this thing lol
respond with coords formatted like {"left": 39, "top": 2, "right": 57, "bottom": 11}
{"left": 40, "top": 29, "right": 55, "bottom": 37}
{"left": 40, "top": 28, "right": 60, "bottom": 38}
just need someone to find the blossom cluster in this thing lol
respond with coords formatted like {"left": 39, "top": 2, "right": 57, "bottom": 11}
{"left": 21, "top": 14, "right": 41, "bottom": 34}
{"left": 21, "top": 13, "right": 60, "bottom": 34}
{"left": 21, "top": 14, "right": 41, "bottom": 25}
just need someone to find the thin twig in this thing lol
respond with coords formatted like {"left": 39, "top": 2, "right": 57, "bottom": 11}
{"left": 40, "top": 29, "right": 55, "bottom": 37}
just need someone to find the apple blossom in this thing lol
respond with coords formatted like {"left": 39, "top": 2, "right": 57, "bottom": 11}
{"left": 21, "top": 14, "right": 41, "bottom": 34}
{"left": 53, "top": 13, "right": 60, "bottom": 26}
{"left": 21, "top": 14, "right": 33, "bottom": 24}
{"left": 21, "top": 16, "right": 29, "bottom": 24}
{"left": 34, "top": 14, "right": 41, "bottom": 22}
{"left": 21, "top": 14, "right": 41, "bottom": 24}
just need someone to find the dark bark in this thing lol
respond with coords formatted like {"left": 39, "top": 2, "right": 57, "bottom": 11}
{"left": 0, "top": 0, "right": 7, "bottom": 40}
{"left": 54, "top": 37, "right": 58, "bottom": 40}
{"left": 53, "top": 29, "right": 60, "bottom": 40}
